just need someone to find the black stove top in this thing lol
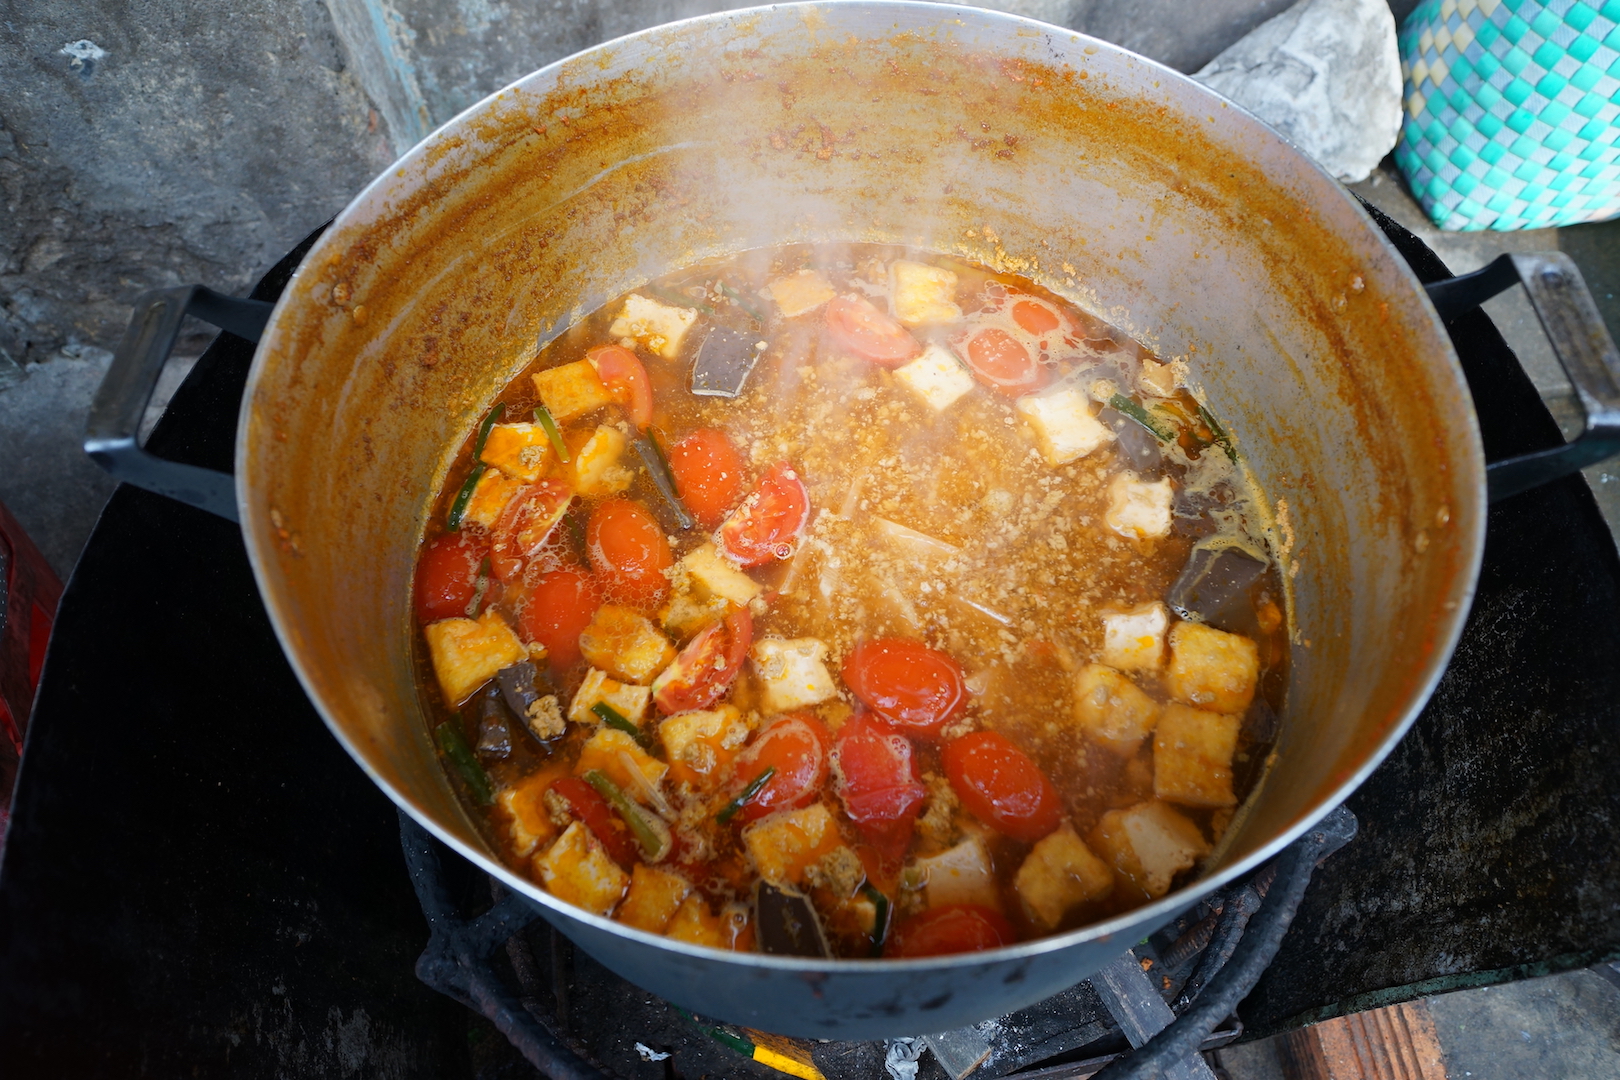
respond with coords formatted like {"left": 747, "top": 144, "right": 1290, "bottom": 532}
{"left": 1, "top": 211, "right": 1617, "bottom": 1079}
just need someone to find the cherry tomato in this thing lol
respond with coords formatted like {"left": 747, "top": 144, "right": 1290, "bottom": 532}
{"left": 586, "top": 498, "right": 673, "bottom": 609}
{"left": 587, "top": 344, "right": 654, "bottom": 429}
{"left": 886, "top": 904, "right": 1016, "bottom": 958}
{"left": 1011, "top": 298, "right": 1062, "bottom": 335}
{"left": 652, "top": 605, "right": 753, "bottom": 715}
{"left": 489, "top": 480, "right": 575, "bottom": 582}
{"left": 667, "top": 428, "right": 747, "bottom": 528}
{"left": 841, "top": 638, "right": 966, "bottom": 739}
{"left": 717, "top": 461, "right": 810, "bottom": 568}
{"left": 833, "top": 713, "right": 927, "bottom": 864}
{"left": 825, "top": 295, "right": 921, "bottom": 366}
{"left": 549, "top": 776, "right": 638, "bottom": 869}
{"left": 415, "top": 533, "right": 488, "bottom": 623}
{"left": 942, "top": 731, "right": 1062, "bottom": 843}
{"left": 725, "top": 713, "right": 832, "bottom": 823}
{"left": 517, "top": 565, "right": 602, "bottom": 671}
{"left": 963, "top": 327, "right": 1048, "bottom": 396}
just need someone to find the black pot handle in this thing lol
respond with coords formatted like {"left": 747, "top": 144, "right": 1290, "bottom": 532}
{"left": 1424, "top": 252, "right": 1620, "bottom": 503}
{"left": 84, "top": 286, "right": 274, "bottom": 523}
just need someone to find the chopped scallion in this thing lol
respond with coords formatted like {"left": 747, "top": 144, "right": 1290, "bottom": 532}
{"left": 1195, "top": 401, "right": 1238, "bottom": 462}
{"left": 634, "top": 433, "right": 695, "bottom": 530}
{"left": 591, "top": 701, "right": 653, "bottom": 749}
{"left": 718, "top": 281, "right": 764, "bottom": 322}
{"left": 446, "top": 464, "right": 485, "bottom": 531}
{"left": 717, "top": 765, "right": 776, "bottom": 824}
{"left": 534, "top": 404, "right": 570, "bottom": 463}
{"left": 583, "top": 768, "right": 671, "bottom": 860}
{"left": 861, "top": 882, "right": 891, "bottom": 957}
{"left": 1109, "top": 393, "right": 1177, "bottom": 443}
{"left": 651, "top": 285, "right": 715, "bottom": 317}
{"left": 475, "top": 402, "right": 505, "bottom": 458}
{"left": 435, "top": 721, "right": 494, "bottom": 805}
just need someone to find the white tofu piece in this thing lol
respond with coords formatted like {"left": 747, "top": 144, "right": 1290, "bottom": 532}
{"left": 894, "top": 344, "right": 975, "bottom": 413}
{"left": 1101, "top": 602, "right": 1170, "bottom": 673}
{"left": 608, "top": 293, "right": 697, "bottom": 360}
{"left": 1016, "top": 388, "right": 1115, "bottom": 466}
{"left": 1014, "top": 825, "right": 1114, "bottom": 929}
{"left": 750, "top": 637, "right": 838, "bottom": 713}
{"left": 568, "top": 667, "right": 653, "bottom": 726}
{"left": 423, "top": 609, "right": 528, "bottom": 706}
{"left": 1089, "top": 800, "right": 1210, "bottom": 900}
{"left": 569, "top": 423, "right": 633, "bottom": 496}
{"left": 679, "top": 543, "right": 763, "bottom": 605}
{"left": 889, "top": 260, "right": 962, "bottom": 326}
{"left": 913, "top": 837, "right": 1000, "bottom": 910}
{"left": 1105, "top": 473, "right": 1174, "bottom": 540}
{"left": 535, "top": 821, "right": 629, "bottom": 917}
{"left": 765, "top": 269, "right": 837, "bottom": 317}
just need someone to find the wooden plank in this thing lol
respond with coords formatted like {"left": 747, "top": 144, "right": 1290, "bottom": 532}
{"left": 1279, "top": 1001, "right": 1448, "bottom": 1079}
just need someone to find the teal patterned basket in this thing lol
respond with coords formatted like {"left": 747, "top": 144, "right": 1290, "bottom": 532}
{"left": 1395, "top": 0, "right": 1620, "bottom": 230}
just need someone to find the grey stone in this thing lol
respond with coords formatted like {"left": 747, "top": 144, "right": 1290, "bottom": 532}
{"left": 1194, "top": 0, "right": 1403, "bottom": 183}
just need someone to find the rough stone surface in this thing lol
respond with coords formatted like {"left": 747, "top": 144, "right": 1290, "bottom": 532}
{"left": 1194, "top": 0, "right": 1403, "bottom": 183}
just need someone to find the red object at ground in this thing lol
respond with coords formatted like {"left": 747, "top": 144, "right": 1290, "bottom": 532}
{"left": 0, "top": 499, "right": 63, "bottom": 835}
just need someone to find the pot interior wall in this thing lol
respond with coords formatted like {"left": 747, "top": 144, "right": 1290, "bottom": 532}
{"left": 243, "top": 5, "right": 1479, "bottom": 956}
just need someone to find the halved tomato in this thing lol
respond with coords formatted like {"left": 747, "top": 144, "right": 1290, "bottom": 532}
{"left": 825, "top": 295, "right": 921, "bottom": 366}
{"left": 587, "top": 344, "right": 654, "bottom": 429}
{"left": 886, "top": 904, "right": 1016, "bottom": 958}
{"left": 833, "top": 713, "right": 927, "bottom": 864}
{"left": 962, "top": 327, "right": 1048, "bottom": 396}
{"left": 516, "top": 564, "right": 602, "bottom": 671}
{"left": 942, "top": 730, "right": 1062, "bottom": 843}
{"left": 586, "top": 498, "right": 673, "bottom": 609}
{"left": 415, "top": 533, "right": 489, "bottom": 623}
{"left": 652, "top": 605, "right": 753, "bottom": 715}
{"left": 841, "top": 638, "right": 966, "bottom": 739}
{"left": 1011, "top": 298, "right": 1062, "bottom": 335}
{"left": 667, "top": 427, "right": 747, "bottom": 528}
{"left": 717, "top": 461, "right": 810, "bottom": 568}
{"left": 724, "top": 713, "right": 832, "bottom": 823}
{"left": 489, "top": 480, "right": 575, "bottom": 581}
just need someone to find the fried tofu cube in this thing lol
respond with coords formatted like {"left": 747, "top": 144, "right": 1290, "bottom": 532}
{"left": 742, "top": 802, "right": 843, "bottom": 886}
{"left": 1166, "top": 622, "right": 1259, "bottom": 714}
{"left": 889, "top": 260, "right": 962, "bottom": 326}
{"left": 895, "top": 344, "right": 975, "bottom": 413}
{"left": 495, "top": 767, "right": 565, "bottom": 858}
{"left": 664, "top": 894, "right": 732, "bottom": 948}
{"left": 424, "top": 608, "right": 527, "bottom": 705}
{"left": 1089, "top": 801, "right": 1210, "bottom": 900}
{"left": 479, "top": 422, "right": 554, "bottom": 482}
{"left": 1154, "top": 703, "right": 1240, "bottom": 808}
{"left": 1105, "top": 473, "right": 1174, "bottom": 540}
{"left": 568, "top": 667, "right": 653, "bottom": 726}
{"left": 617, "top": 863, "right": 693, "bottom": 934}
{"left": 1017, "top": 388, "right": 1115, "bottom": 466}
{"left": 535, "top": 821, "right": 629, "bottom": 917}
{"left": 532, "top": 359, "right": 613, "bottom": 422}
{"left": 659, "top": 705, "right": 751, "bottom": 789}
{"left": 1015, "top": 825, "right": 1115, "bottom": 930}
{"left": 569, "top": 423, "right": 633, "bottom": 496}
{"left": 578, "top": 605, "right": 675, "bottom": 685}
{"left": 575, "top": 727, "right": 669, "bottom": 792}
{"left": 1073, "top": 663, "right": 1161, "bottom": 756}
{"left": 609, "top": 293, "right": 697, "bottom": 360}
{"left": 679, "top": 543, "right": 763, "bottom": 606}
{"left": 462, "top": 468, "right": 522, "bottom": 528}
{"left": 913, "top": 837, "right": 1000, "bottom": 910}
{"left": 1101, "top": 602, "right": 1170, "bottom": 674}
{"left": 765, "top": 269, "right": 837, "bottom": 318}
{"left": 750, "top": 637, "right": 838, "bottom": 713}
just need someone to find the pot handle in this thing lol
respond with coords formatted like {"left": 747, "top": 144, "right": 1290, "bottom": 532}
{"left": 1424, "top": 252, "right": 1620, "bottom": 503}
{"left": 84, "top": 286, "right": 274, "bottom": 523}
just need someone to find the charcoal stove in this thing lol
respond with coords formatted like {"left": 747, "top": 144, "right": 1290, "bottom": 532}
{"left": 0, "top": 207, "right": 1617, "bottom": 1079}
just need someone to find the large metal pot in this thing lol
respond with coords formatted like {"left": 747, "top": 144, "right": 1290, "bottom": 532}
{"left": 86, "top": 0, "right": 1559, "bottom": 1039}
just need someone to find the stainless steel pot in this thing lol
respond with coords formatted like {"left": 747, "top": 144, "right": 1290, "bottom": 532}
{"left": 85, "top": 1, "right": 1620, "bottom": 1040}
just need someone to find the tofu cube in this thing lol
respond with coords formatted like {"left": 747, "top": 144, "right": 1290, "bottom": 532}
{"left": 578, "top": 605, "right": 676, "bottom": 685}
{"left": 495, "top": 767, "right": 565, "bottom": 858}
{"left": 750, "top": 637, "right": 838, "bottom": 713}
{"left": 742, "top": 802, "right": 843, "bottom": 886}
{"left": 574, "top": 726, "right": 669, "bottom": 791}
{"left": 532, "top": 359, "right": 613, "bottom": 421}
{"left": 568, "top": 423, "right": 633, "bottom": 496}
{"left": 765, "top": 269, "right": 837, "bottom": 318}
{"left": 1073, "top": 663, "right": 1161, "bottom": 756}
{"left": 679, "top": 543, "right": 763, "bottom": 606}
{"left": 1105, "top": 473, "right": 1174, "bottom": 540}
{"left": 1017, "top": 388, "right": 1115, "bottom": 466}
{"left": 608, "top": 293, "right": 698, "bottom": 360}
{"left": 423, "top": 608, "right": 527, "bottom": 705}
{"left": 535, "top": 821, "right": 629, "bottom": 917}
{"left": 1166, "top": 621, "right": 1259, "bottom": 713}
{"left": 659, "top": 705, "right": 751, "bottom": 789}
{"left": 1139, "top": 358, "right": 1179, "bottom": 397}
{"left": 568, "top": 667, "right": 653, "bottom": 726}
{"left": 1101, "top": 601, "right": 1170, "bottom": 673}
{"left": 479, "top": 422, "right": 554, "bottom": 482}
{"left": 664, "top": 894, "right": 737, "bottom": 948}
{"left": 462, "top": 468, "right": 522, "bottom": 528}
{"left": 889, "top": 260, "right": 962, "bottom": 326}
{"left": 913, "top": 837, "right": 1000, "bottom": 911}
{"left": 895, "top": 344, "right": 976, "bottom": 413}
{"left": 617, "top": 863, "right": 693, "bottom": 934}
{"left": 1089, "top": 801, "right": 1210, "bottom": 900}
{"left": 1014, "top": 825, "right": 1115, "bottom": 930}
{"left": 1153, "top": 703, "right": 1241, "bottom": 808}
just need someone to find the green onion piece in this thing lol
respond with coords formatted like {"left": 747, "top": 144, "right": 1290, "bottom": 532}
{"left": 633, "top": 433, "right": 695, "bottom": 530}
{"left": 591, "top": 701, "right": 653, "bottom": 749}
{"left": 534, "top": 404, "right": 571, "bottom": 463}
{"left": 1109, "top": 393, "right": 1177, "bottom": 443}
{"left": 435, "top": 721, "right": 494, "bottom": 806}
{"left": 583, "top": 768, "right": 671, "bottom": 861}
{"left": 716, "top": 765, "right": 777, "bottom": 824}
{"left": 1195, "top": 401, "right": 1238, "bottom": 462}
{"left": 474, "top": 402, "right": 505, "bottom": 459}
{"left": 717, "top": 281, "right": 764, "bottom": 323}
{"left": 676, "top": 1007, "right": 755, "bottom": 1056}
{"left": 446, "top": 463, "right": 485, "bottom": 532}
{"left": 861, "top": 882, "right": 891, "bottom": 958}
{"left": 651, "top": 285, "right": 715, "bottom": 317}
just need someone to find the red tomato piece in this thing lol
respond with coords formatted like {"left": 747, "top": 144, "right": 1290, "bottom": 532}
{"left": 963, "top": 327, "right": 1048, "bottom": 395}
{"left": 517, "top": 564, "right": 602, "bottom": 671}
{"left": 717, "top": 461, "right": 810, "bottom": 568}
{"left": 652, "top": 605, "right": 753, "bottom": 715}
{"left": 942, "top": 731, "right": 1062, "bottom": 843}
{"left": 824, "top": 295, "right": 921, "bottom": 366}
{"left": 586, "top": 498, "right": 673, "bottom": 609}
{"left": 841, "top": 638, "right": 966, "bottom": 739}
{"left": 414, "top": 533, "right": 488, "bottom": 623}
{"left": 489, "top": 480, "right": 574, "bottom": 582}
{"left": 1011, "top": 298, "right": 1062, "bottom": 335}
{"left": 833, "top": 713, "right": 927, "bottom": 864}
{"left": 549, "top": 776, "right": 638, "bottom": 869}
{"left": 725, "top": 713, "right": 832, "bottom": 823}
{"left": 667, "top": 428, "right": 747, "bottom": 528}
{"left": 886, "top": 904, "right": 1016, "bottom": 958}
{"left": 587, "top": 344, "right": 654, "bottom": 429}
